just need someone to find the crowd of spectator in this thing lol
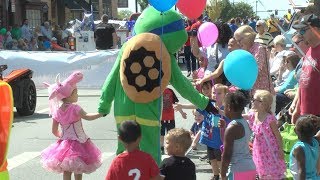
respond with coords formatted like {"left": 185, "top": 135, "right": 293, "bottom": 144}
{"left": 171, "top": 4, "right": 320, "bottom": 178}
{"left": 0, "top": 19, "right": 75, "bottom": 51}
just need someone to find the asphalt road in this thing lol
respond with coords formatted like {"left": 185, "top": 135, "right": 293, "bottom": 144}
{"left": 7, "top": 67, "right": 213, "bottom": 180}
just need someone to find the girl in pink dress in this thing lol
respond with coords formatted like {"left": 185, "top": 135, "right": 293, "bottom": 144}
{"left": 244, "top": 90, "right": 286, "bottom": 179}
{"left": 41, "top": 71, "right": 103, "bottom": 180}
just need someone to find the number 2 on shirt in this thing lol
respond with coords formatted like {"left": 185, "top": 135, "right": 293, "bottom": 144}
{"left": 128, "top": 168, "right": 141, "bottom": 180}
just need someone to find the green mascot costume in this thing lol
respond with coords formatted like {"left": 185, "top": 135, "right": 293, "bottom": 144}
{"left": 99, "top": 7, "right": 214, "bottom": 164}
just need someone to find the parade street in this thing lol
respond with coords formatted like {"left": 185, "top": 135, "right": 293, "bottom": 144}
{"left": 8, "top": 72, "right": 213, "bottom": 180}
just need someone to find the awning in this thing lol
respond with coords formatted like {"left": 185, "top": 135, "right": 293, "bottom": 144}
{"left": 65, "top": 0, "right": 82, "bottom": 10}
{"left": 65, "top": 0, "right": 98, "bottom": 12}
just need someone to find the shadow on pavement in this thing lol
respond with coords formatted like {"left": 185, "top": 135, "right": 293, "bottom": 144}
{"left": 13, "top": 112, "right": 49, "bottom": 123}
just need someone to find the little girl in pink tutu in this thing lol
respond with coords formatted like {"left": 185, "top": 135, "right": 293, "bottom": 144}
{"left": 244, "top": 90, "right": 286, "bottom": 179}
{"left": 41, "top": 71, "right": 103, "bottom": 180}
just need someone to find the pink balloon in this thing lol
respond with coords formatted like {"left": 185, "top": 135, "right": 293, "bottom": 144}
{"left": 177, "top": 0, "right": 206, "bottom": 19}
{"left": 197, "top": 22, "right": 219, "bottom": 47}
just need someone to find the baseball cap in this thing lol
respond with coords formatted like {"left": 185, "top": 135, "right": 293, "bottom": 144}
{"left": 293, "top": 14, "right": 320, "bottom": 29}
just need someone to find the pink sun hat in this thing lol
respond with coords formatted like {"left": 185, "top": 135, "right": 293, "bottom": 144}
{"left": 44, "top": 71, "right": 83, "bottom": 115}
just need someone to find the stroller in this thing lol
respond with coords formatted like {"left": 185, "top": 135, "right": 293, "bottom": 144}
{"left": 277, "top": 101, "right": 292, "bottom": 129}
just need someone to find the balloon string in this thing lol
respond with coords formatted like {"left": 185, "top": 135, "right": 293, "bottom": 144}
{"left": 211, "top": 77, "right": 221, "bottom": 118}
{"left": 158, "top": 12, "right": 164, "bottom": 164}
{"left": 256, "top": 0, "right": 319, "bottom": 72}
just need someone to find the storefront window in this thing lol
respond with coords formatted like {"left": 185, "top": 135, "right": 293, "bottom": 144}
{"left": 26, "top": 9, "right": 41, "bottom": 28}
{"left": 118, "top": 0, "right": 128, "bottom": 8}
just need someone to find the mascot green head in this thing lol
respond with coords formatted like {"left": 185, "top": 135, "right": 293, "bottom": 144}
{"left": 133, "top": 6, "right": 187, "bottom": 54}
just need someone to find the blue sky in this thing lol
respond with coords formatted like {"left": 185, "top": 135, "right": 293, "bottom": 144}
{"left": 233, "top": 0, "right": 312, "bottom": 19}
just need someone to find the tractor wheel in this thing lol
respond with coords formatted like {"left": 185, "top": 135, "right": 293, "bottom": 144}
{"left": 16, "top": 79, "right": 37, "bottom": 116}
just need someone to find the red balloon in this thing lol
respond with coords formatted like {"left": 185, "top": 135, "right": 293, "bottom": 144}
{"left": 177, "top": 0, "right": 206, "bottom": 19}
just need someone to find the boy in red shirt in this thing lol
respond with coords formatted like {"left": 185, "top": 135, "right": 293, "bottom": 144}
{"left": 105, "top": 120, "right": 162, "bottom": 180}
{"left": 161, "top": 88, "right": 186, "bottom": 154}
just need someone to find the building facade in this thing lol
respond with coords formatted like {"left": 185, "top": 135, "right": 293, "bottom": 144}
{"left": 118, "top": 0, "right": 141, "bottom": 13}
{"left": 0, "top": 0, "right": 49, "bottom": 28}
{"left": 59, "top": 0, "right": 119, "bottom": 26}
{"left": 0, "top": 0, "right": 118, "bottom": 28}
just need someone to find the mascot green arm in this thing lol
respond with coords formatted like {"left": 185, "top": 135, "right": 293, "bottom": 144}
{"left": 98, "top": 47, "right": 124, "bottom": 114}
{"left": 170, "top": 55, "right": 209, "bottom": 110}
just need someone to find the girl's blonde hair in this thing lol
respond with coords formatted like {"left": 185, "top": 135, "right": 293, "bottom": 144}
{"left": 234, "top": 25, "right": 257, "bottom": 43}
{"left": 255, "top": 90, "right": 273, "bottom": 112}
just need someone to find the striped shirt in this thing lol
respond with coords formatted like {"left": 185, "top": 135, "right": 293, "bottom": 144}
{"left": 254, "top": 32, "right": 274, "bottom": 47}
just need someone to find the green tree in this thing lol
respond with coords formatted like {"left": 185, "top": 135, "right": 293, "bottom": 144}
{"left": 138, "top": 0, "right": 149, "bottom": 11}
{"left": 118, "top": 10, "right": 133, "bottom": 20}
{"left": 218, "top": 0, "right": 234, "bottom": 22}
{"left": 231, "top": 2, "right": 255, "bottom": 20}
{"left": 206, "top": 0, "right": 255, "bottom": 22}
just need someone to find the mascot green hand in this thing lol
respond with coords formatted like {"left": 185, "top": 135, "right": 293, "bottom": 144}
{"left": 98, "top": 6, "right": 212, "bottom": 164}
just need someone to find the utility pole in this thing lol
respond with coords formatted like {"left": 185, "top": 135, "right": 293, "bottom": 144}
{"left": 255, "top": 0, "right": 257, "bottom": 15}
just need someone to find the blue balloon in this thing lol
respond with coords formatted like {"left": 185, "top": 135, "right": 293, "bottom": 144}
{"left": 149, "top": 0, "right": 177, "bottom": 12}
{"left": 223, "top": 50, "right": 258, "bottom": 90}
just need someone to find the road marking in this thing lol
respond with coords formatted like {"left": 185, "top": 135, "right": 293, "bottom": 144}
{"left": 7, "top": 151, "right": 116, "bottom": 171}
{"left": 8, "top": 152, "right": 41, "bottom": 171}
{"left": 7, "top": 152, "right": 168, "bottom": 171}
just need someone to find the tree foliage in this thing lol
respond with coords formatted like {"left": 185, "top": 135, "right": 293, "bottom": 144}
{"left": 118, "top": 10, "right": 133, "bottom": 20}
{"left": 231, "top": 2, "right": 255, "bottom": 19}
{"left": 206, "top": 0, "right": 223, "bottom": 22}
{"left": 207, "top": 0, "right": 255, "bottom": 22}
{"left": 138, "top": 0, "right": 149, "bottom": 11}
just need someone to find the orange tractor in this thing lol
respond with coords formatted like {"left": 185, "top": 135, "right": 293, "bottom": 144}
{"left": 0, "top": 65, "right": 36, "bottom": 116}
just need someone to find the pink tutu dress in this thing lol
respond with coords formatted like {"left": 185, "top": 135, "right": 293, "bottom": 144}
{"left": 41, "top": 104, "right": 102, "bottom": 174}
{"left": 248, "top": 112, "right": 286, "bottom": 179}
